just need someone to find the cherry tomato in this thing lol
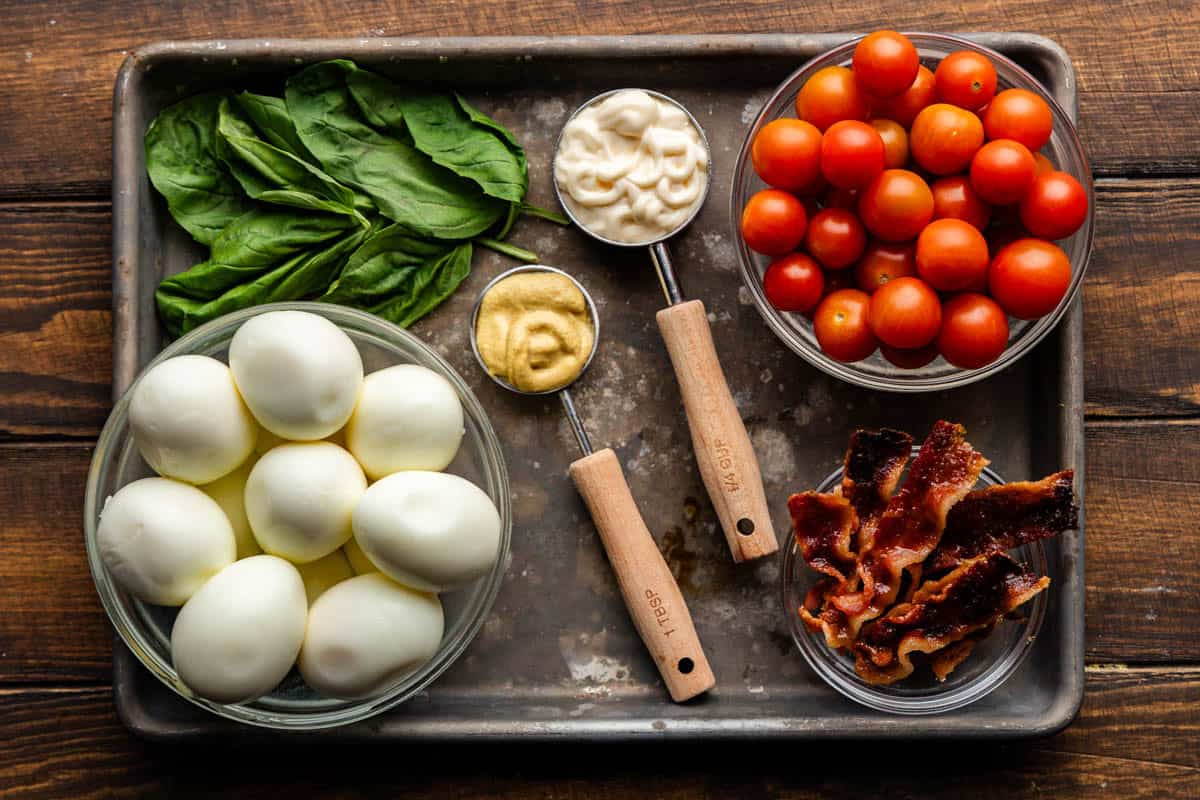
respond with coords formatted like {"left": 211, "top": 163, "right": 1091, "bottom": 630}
{"left": 813, "top": 289, "right": 878, "bottom": 362}
{"left": 796, "top": 66, "right": 870, "bottom": 131}
{"left": 823, "top": 186, "right": 859, "bottom": 210}
{"left": 989, "top": 238, "right": 1071, "bottom": 319}
{"left": 858, "top": 169, "right": 934, "bottom": 242}
{"left": 983, "top": 88, "right": 1053, "bottom": 152}
{"left": 1018, "top": 171, "right": 1088, "bottom": 240}
{"left": 931, "top": 175, "right": 991, "bottom": 230}
{"left": 934, "top": 51, "right": 998, "bottom": 111}
{"left": 870, "top": 119, "right": 910, "bottom": 168}
{"left": 881, "top": 343, "right": 938, "bottom": 369}
{"left": 852, "top": 31, "right": 920, "bottom": 98}
{"left": 804, "top": 208, "right": 867, "bottom": 270}
{"left": 868, "top": 276, "right": 943, "bottom": 349}
{"left": 986, "top": 224, "right": 1028, "bottom": 255}
{"left": 1033, "top": 152, "right": 1054, "bottom": 176}
{"left": 820, "top": 120, "right": 886, "bottom": 189}
{"left": 970, "top": 139, "right": 1037, "bottom": 205}
{"left": 763, "top": 253, "right": 825, "bottom": 313}
{"left": 794, "top": 170, "right": 830, "bottom": 198}
{"left": 741, "top": 189, "right": 807, "bottom": 256}
{"left": 937, "top": 293, "right": 1010, "bottom": 369}
{"left": 910, "top": 103, "right": 984, "bottom": 175}
{"left": 855, "top": 241, "right": 917, "bottom": 293}
{"left": 916, "top": 218, "right": 990, "bottom": 291}
{"left": 751, "top": 118, "right": 824, "bottom": 192}
{"left": 871, "top": 65, "right": 936, "bottom": 128}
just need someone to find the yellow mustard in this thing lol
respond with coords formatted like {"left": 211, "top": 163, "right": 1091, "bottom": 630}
{"left": 475, "top": 272, "right": 594, "bottom": 393}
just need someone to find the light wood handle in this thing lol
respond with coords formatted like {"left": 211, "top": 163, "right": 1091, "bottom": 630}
{"left": 569, "top": 448, "right": 715, "bottom": 702}
{"left": 655, "top": 300, "right": 778, "bottom": 563}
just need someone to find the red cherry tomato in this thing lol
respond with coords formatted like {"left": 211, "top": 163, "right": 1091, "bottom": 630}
{"left": 983, "top": 88, "right": 1054, "bottom": 152}
{"left": 934, "top": 51, "right": 998, "bottom": 111}
{"left": 751, "top": 118, "right": 824, "bottom": 191}
{"left": 813, "top": 289, "right": 878, "bottom": 362}
{"left": 881, "top": 343, "right": 939, "bottom": 369}
{"left": 823, "top": 186, "right": 859, "bottom": 210}
{"left": 763, "top": 253, "right": 825, "bottom": 313}
{"left": 852, "top": 30, "right": 920, "bottom": 98}
{"left": 804, "top": 208, "right": 867, "bottom": 269}
{"left": 916, "top": 218, "right": 990, "bottom": 291}
{"left": 871, "top": 65, "right": 936, "bottom": 128}
{"left": 931, "top": 175, "right": 992, "bottom": 230}
{"left": 820, "top": 120, "right": 886, "bottom": 189}
{"left": 858, "top": 169, "right": 934, "bottom": 242}
{"left": 988, "top": 238, "right": 1072, "bottom": 319}
{"left": 741, "top": 189, "right": 807, "bottom": 256}
{"left": 870, "top": 119, "right": 910, "bottom": 168}
{"left": 855, "top": 241, "right": 917, "bottom": 293}
{"left": 1032, "top": 152, "right": 1055, "bottom": 176}
{"left": 937, "top": 293, "right": 1011, "bottom": 369}
{"left": 796, "top": 66, "right": 870, "bottom": 131}
{"left": 910, "top": 103, "right": 985, "bottom": 175}
{"left": 868, "top": 276, "right": 943, "bottom": 349}
{"left": 986, "top": 224, "right": 1029, "bottom": 255}
{"left": 970, "top": 139, "right": 1037, "bottom": 205}
{"left": 1018, "top": 171, "right": 1088, "bottom": 240}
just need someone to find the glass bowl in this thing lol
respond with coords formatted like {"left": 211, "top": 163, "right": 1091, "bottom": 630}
{"left": 84, "top": 302, "right": 511, "bottom": 730}
{"left": 731, "top": 32, "right": 1095, "bottom": 392}
{"left": 781, "top": 454, "right": 1048, "bottom": 714}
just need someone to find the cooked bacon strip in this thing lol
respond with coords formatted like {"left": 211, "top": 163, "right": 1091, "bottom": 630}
{"left": 799, "top": 578, "right": 856, "bottom": 650}
{"left": 927, "top": 470, "right": 1077, "bottom": 573}
{"left": 929, "top": 625, "right": 993, "bottom": 681}
{"left": 841, "top": 428, "right": 912, "bottom": 551}
{"left": 853, "top": 554, "right": 1048, "bottom": 685}
{"left": 830, "top": 421, "right": 988, "bottom": 638}
{"left": 789, "top": 492, "right": 858, "bottom": 582}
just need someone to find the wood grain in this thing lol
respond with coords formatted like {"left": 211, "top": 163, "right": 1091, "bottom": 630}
{"left": 0, "top": 1, "right": 1199, "bottom": 200}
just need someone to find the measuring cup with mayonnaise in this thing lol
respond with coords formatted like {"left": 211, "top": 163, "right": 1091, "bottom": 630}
{"left": 470, "top": 265, "right": 714, "bottom": 703}
{"left": 554, "top": 89, "right": 778, "bottom": 564}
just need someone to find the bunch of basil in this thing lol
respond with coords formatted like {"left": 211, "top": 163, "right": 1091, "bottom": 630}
{"left": 145, "top": 59, "right": 563, "bottom": 337}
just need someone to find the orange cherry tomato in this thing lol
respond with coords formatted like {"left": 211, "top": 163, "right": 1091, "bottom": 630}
{"left": 937, "top": 293, "right": 1010, "bottom": 369}
{"left": 934, "top": 50, "right": 998, "bottom": 111}
{"left": 871, "top": 65, "right": 936, "bottom": 128}
{"left": 910, "top": 103, "right": 984, "bottom": 175}
{"left": 868, "top": 276, "right": 943, "bottom": 349}
{"left": 983, "top": 88, "right": 1054, "bottom": 152}
{"left": 751, "top": 118, "right": 824, "bottom": 192}
{"left": 870, "top": 119, "right": 910, "bottom": 168}
{"left": 970, "top": 139, "right": 1037, "bottom": 205}
{"left": 813, "top": 289, "right": 878, "bottom": 362}
{"left": 916, "top": 218, "right": 990, "bottom": 291}
{"left": 855, "top": 241, "right": 917, "bottom": 293}
{"left": 988, "top": 238, "right": 1072, "bottom": 319}
{"left": 804, "top": 208, "right": 867, "bottom": 269}
{"left": 741, "top": 189, "right": 808, "bottom": 256}
{"left": 820, "top": 120, "right": 886, "bottom": 189}
{"left": 796, "top": 66, "right": 870, "bottom": 131}
{"left": 931, "top": 175, "right": 992, "bottom": 230}
{"left": 1018, "top": 171, "right": 1089, "bottom": 241}
{"left": 763, "top": 253, "right": 825, "bottom": 313}
{"left": 1032, "top": 152, "right": 1055, "bottom": 176}
{"left": 858, "top": 169, "right": 934, "bottom": 242}
{"left": 853, "top": 30, "right": 920, "bottom": 98}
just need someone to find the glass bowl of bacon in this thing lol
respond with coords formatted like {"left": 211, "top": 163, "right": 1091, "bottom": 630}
{"left": 782, "top": 420, "right": 1078, "bottom": 714}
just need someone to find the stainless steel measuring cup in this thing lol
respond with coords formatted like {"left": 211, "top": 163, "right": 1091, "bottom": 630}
{"left": 469, "top": 264, "right": 714, "bottom": 703}
{"left": 553, "top": 90, "right": 778, "bottom": 564}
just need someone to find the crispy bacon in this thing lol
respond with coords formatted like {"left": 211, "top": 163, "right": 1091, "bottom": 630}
{"left": 841, "top": 428, "right": 912, "bottom": 551}
{"left": 929, "top": 626, "right": 993, "bottom": 681}
{"left": 927, "top": 470, "right": 1077, "bottom": 573}
{"left": 853, "top": 554, "right": 1049, "bottom": 685}
{"left": 789, "top": 492, "right": 858, "bottom": 582}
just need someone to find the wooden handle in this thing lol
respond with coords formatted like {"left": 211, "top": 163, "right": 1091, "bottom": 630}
{"left": 569, "top": 448, "right": 715, "bottom": 702}
{"left": 656, "top": 300, "right": 778, "bottom": 563}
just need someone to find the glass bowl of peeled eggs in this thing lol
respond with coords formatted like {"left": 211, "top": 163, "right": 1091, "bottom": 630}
{"left": 84, "top": 302, "right": 511, "bottom": 730}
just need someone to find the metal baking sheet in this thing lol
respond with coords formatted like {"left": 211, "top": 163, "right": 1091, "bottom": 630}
{"left": 110, "top": 33, "right": 1085, "bottom": 740}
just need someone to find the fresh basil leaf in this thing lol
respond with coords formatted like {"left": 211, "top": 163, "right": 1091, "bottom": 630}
{"left": 344, "top": 68, "right": 406, "bottom": 130}
{"left": 231, "top": 92, "right": 310, "bottom": 157}
{"left": 144, "top": 93, "right": 254, "bottom": 245}
{"left": 285, "top": 60, "right": 505, "bottom": 239}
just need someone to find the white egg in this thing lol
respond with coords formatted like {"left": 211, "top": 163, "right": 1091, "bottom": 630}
{"left": 229, "top": 310, "right": 363, "bottom": 441}
{"left": 296, "top": 549, "right": 354, "bottom": 606}
{"left": 129, "top": 355, "right": 257, "bottom": 484}
{"left": 342, "top": 537, "right": 379, "bottom": 575}
{"left": 352, "top": 471, "right": 501, "bottom": 592}
{"left": 97, "top": 478, "right": 236, "bottom": 606}
{"left": 199, "top": 457, "right": 261, "bottom": 559}
{"left": 346, "top": 365, "right": 465, "bottom": 480}
{"left": 171, "top": 555, "right": 307, "bottom": 704}
{"left": 299, "top": 573, "right": 444, "bottom": 699}
{"left": 245, "top": 442, "right": 366, "bottom": 563}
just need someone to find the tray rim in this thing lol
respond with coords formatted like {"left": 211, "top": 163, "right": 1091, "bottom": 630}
{"left": 109, "top": 32, "right": 1085, "bottom": 742}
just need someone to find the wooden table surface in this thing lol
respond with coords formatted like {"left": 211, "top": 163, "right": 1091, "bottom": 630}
{"left": 2, "top": 1, "right": 1197, "bottom": 797}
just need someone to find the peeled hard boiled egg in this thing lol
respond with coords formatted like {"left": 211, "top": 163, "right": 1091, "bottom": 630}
{"left": 353, "top": 471, "right": 501, "bottom": 592}
{"left": 129, "top": 355, "right": 257, "bottom": 484}
{"left": 298, "top": 573, "right": 444, "bottom": 699}
{"left": 296, "top": 549, "right": 354, "bottom": 606}
{"left": 171, "top": 555, "right": 307, "bottom": 704}
{"left": 346, "top": 365, "right": 465, "bottom": 479}
{"left": 342, "top": 537, "right": 379, "bottom": 575}
{"left": 245, "top": 441, "right": 366, "bottom": 563}
{"left": 97, "top": 477, "right": 236, "bottom": 606}
{"left": 199, "top": 457, "right": 261, "bottom": 559}
{"left": 229, "top": 310, "right": 363, "bottom": 441}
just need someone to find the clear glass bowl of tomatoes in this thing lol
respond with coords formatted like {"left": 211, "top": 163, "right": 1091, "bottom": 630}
{"left": 732, "top": 32, "right": 1094, "bottom": 391}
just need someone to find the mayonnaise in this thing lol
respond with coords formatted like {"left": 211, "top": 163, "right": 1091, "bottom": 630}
{"left": 554, "top": 90, "right": 709, "bottom": 244}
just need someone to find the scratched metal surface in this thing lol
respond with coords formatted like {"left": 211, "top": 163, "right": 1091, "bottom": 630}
{"left": 110, "top": 34, "right": 1084, "bottom": 739}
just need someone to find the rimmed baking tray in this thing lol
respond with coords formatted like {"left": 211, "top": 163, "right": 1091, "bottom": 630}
{"left": 110, "top": 33, "right": 1085, "bottom": 740}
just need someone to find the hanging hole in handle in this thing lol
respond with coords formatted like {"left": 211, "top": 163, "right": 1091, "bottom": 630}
{"left": 677, "top": 657, "right": 695, "bottom": 674}
{"left": 737, "top": 518, "right": 755, "bottom": 536}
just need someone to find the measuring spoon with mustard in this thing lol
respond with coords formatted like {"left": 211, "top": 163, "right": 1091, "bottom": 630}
{"left": 553, "top": 88, "right": 778, "bottom": 563}
{"left": 471, "top": 264, "right": 714, "bottom": 703}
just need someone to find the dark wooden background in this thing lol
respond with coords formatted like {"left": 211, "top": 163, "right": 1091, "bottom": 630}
{"left": 2, "top": 1, "right": 1197, "bottom": 796}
